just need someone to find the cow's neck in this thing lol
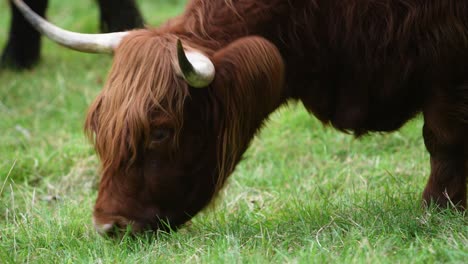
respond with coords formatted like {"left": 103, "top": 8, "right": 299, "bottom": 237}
{"left": 208, "top": 36, "right": 288, "bottom": 178}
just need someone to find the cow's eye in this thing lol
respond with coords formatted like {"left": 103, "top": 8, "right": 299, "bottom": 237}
{"left": 152, "top": 128, "right": 172, "bottom": 143}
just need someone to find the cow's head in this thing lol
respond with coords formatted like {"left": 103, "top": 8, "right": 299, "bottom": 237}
{"left": 86, "top": 32, "right": 224, "bottom": 234}
{"left": 14, "top": 0, "right": 285, "bottom": 234}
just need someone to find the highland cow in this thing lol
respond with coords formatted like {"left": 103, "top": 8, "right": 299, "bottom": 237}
{"left": 13, "top": 0, "right": 468, "bottom": 235}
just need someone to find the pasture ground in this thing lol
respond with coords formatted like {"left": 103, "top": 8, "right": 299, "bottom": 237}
{"left": 0, "top": 1, "right": 466, "bottom": 263}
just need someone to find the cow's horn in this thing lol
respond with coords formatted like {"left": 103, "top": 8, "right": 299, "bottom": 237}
{"left": 177, "top": 39, "right": 215, "bottom": 88}
{"left": 12, "top": 0, "right": 128, "bottom": 53}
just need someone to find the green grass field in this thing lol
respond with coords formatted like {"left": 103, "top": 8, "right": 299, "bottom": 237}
{"left": 0, "top": 1, "right": 466, "bottom": 263}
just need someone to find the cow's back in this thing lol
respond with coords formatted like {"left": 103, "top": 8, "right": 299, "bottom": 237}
{"left": 280, "top": 0, "right": 468, "bottom": 135}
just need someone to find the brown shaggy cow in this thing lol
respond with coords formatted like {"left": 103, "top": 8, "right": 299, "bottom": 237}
{"left": 13, "top": 0, "right": 468, "bottom": 235}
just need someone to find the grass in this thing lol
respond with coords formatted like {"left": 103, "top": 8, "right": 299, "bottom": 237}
{"left": 0, "top": 0, "right": 467, "bottom": 263}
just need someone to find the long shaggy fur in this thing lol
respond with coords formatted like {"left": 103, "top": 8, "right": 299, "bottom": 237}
{"left": 89, "top": 0, "right": 468, "bottom": 176}
{"left": 85, "top": 32, "right": 189, "bottom": 177}
{"left": 211, "top": 37, "right": 285, "bottom": 187}
{"left": 86, "top": 0, "right": 468, "bottom": 229}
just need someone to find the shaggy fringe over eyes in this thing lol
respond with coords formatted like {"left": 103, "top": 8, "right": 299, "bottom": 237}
{"left": 85, "top": 31, "right": 189, "bottom": 176}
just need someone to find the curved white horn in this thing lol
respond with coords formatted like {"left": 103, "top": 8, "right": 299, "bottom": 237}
{"left": 177, "top": 40, "right": 215, "bottom": 88}
{"left": 12, "top": 0, "right": 128, "bottom": 53}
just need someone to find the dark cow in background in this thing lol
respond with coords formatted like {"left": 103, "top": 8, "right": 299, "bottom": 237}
{"left": 13, "top": 0, "right": 468, "bottom": 235}
{"left": 1, "top": 0, "right": 144, "bottom": 69}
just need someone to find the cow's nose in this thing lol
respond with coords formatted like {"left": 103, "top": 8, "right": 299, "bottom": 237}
{"left": 93, "top": 218, "right": 115, "bottom": 235}
{"left": 93, "top": 215, "right": 153, "bottom": 236}
{"left": 92, "top": 215, "right": 133, "bottom": 236}
{"left": 93, "top": 217, "right": 116, "bottom": 235}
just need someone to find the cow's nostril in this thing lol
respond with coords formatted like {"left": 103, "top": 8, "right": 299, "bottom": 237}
{"left": 93, "top": 214, "right": 164, "bottom": 235}
{"left": 92, "top": 216, "right": 130, "bottom": 236}
{"left": 93, "top": 220, "right": 115, "bottom": 235}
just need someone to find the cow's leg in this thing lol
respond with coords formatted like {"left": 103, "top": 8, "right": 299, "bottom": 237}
{"left": 422, "top": 92, "right": 467, "bottom": 210}
{"left": 96, "top": 0, "right": 144, "bottom": 33}
{"left": 1, "top": 0, "right": 48, "bottom": 69}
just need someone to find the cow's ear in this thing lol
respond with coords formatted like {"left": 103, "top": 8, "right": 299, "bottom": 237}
{"left": 211, "top": 36, "right": 285, "bottom": 104}
{"left": 213, "top": 36, "right": 284, "bottom": 86}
